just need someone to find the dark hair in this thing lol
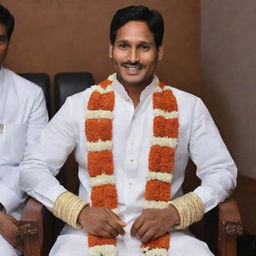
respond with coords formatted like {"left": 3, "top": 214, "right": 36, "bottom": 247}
{"left": 110, "top": 5, "right": 164, "bottom": 48}
{"left": 0, "top": 4, "right": 15, "bottom": 40}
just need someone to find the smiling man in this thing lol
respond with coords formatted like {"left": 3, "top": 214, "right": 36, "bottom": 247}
{"left": 0, "top": 4, "right": 48, "bottom": 256}
{"left": 21, "top": 5, "right": 236, "bottom": 256}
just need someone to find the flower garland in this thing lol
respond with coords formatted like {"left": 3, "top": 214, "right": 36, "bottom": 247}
{"left": 85, "top": 74, "right": 179, "bottom": 256}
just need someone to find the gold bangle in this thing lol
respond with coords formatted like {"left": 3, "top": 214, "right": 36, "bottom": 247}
{"left": 53, "top": 191, "right": 90, "bottom": 229}
{"left": 169, "top": 192, "right": 204, "bottom": 229}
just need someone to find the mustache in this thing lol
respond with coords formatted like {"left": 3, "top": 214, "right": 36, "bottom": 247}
{"left": 121, "top": 61, "right": 144, "bottom": 68}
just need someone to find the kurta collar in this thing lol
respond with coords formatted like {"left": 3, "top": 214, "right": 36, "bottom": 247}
{"left": 111, "top": 73, "right": 158, "bottom": 102}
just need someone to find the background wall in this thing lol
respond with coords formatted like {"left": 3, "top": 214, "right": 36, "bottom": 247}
{"left": 201, "top": 0, "right": 256, "bottom": 179}
{"left": 2, "top": 0, "right": 200, "bottom": 96}
{"left": 201, "top": 0, "right": 256, "bottom": 234}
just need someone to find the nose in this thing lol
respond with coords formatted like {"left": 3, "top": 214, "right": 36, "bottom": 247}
{"left": 128, "top": 47, "right": 139, "bottom": 63}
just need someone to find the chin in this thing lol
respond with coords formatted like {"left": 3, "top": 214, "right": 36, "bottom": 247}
{"left": 119, "top": 74, "right": 146, "bottom": 85}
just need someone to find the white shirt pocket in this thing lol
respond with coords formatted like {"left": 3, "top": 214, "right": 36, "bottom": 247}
{"left": 0, "top": 123, "right": 27, "bottom": 165}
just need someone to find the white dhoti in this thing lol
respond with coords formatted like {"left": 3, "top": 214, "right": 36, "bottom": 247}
{"left": 49, "top": 226, "right": 214, "bottom": 256}
{"left": 0, "top": 235, "right": 21, "bottom": 256}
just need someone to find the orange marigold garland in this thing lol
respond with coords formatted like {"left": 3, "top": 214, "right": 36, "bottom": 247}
{"left": 85, "top": 74, "right": 179, "bottom": 256}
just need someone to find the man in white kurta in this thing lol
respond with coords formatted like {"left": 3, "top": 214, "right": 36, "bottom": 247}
{"left": 20, "top": 5, "right": 236, "bottom": 256}
{"left": 0, "top": 67, "right": 48, "bottom": 255}
{"left": 0, "top": 4, "right": 48, "bottom": 255}
{"left": 20, "top": 74, "right": 236, "bottom": 255}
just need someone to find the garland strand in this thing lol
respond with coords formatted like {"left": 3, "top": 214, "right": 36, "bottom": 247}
{"left": 85, "top": 74, "right": 179, "bottom": 256}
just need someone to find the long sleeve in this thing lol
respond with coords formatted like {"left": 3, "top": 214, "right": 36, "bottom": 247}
{"left": 0, "top": 88, "right": 48, "bottom": 213}
{"left": 189, "top": 99, "right": 237, "bottom": 212}
{"left": 20, "top": 97, "right": 77, "bottom": 210}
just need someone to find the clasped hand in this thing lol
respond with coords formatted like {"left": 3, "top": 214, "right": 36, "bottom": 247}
{"left": 78, "top": 205, "right": 179, "bottom": 243}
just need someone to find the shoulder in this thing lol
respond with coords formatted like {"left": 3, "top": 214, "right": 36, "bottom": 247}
{"left": 168, "top": 86, "right": 202, "bottom": 108}
{"left": 3, "top": 68, "right": 43, "bottom": 98}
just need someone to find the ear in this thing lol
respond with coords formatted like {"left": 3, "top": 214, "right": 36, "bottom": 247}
{"left": 157, "top": 45, "right": 164, "bottom": 61}
{"left": 109, "top": 44, "right": 113, "bottom": 59}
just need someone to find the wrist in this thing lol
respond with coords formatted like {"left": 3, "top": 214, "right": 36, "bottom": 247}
{"left": 78, "top": 204, "right": 90, "bottom": 224}
{"left": 172, "top": 205, "right": 180, "bottom": 225}
{"left": 166, "top": 205, "right": 180, "bottom": 225}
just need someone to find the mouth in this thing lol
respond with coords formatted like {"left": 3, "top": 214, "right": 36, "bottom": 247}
{"left": 121, "top": 63, "right": 144, "bottom": 75}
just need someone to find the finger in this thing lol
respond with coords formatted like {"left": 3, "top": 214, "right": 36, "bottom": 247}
{"left": 107, "top": 215, "right": 126, "bottom": 236}
{"left": 130, "top": 215, "right": 144, "bottom": 237}
{"left": 116, "top": 218, "right": 126, "bottom": 227}
{"left": 136, "top": 223, "right": 149, "bottom": 241}
{"left": 111, "top": 213, "right": 126, "bottom": 228}
{"left": 103, "top": 224, "right": 119, "bottom": 237}
{"left": 140, "top": 229, "right": 155, "bottom": 243}
{"left": 112, "top": 213, "right": 126, "bottom": 227}
{"left": 97, "top": 229, "right": 116, "bottom": 238}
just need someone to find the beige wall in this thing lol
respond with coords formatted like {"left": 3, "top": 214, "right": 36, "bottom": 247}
{"left": 2, "top": 0, "right": 200, "bottom": 96}
{"left": 201, "top": 0, "right": 256, "bottom": 179}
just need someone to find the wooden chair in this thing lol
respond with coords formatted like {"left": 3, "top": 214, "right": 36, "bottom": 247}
{"left": 20, "top": 73, "right": 243, "bottom": 255}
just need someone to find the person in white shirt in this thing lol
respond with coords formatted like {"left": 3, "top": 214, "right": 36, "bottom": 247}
{"left": 20, "top": 5, "right": 236, "bottom": 256}
{"left": 0, "top": 4, "right": 48, "bottom": 255}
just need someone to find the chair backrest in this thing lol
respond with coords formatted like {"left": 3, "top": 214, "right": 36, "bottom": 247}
{"left": 55, "top": 72, "right": 95, "bottom": 111}
{"left": 19, "top": 73, "right": 51, "bottom": 117}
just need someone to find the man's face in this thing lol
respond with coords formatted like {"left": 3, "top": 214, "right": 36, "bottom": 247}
{"left": 109, "top": 21, "right": 163, "bottom": 88}
{"left": 0, "top": 23, "right": 9, "bottom": 66}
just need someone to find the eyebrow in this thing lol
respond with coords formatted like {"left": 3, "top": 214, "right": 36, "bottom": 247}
{"left": 116, "top": 40, "right": 152, "bottom": 45}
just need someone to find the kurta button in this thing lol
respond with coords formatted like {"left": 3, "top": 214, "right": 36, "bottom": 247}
{"left": 0, "top": 124, "right": 4, "bottom": 134}
{"left": 129, "top": 182, "right": 132, "bottom": 186}
{"left": 130, "top": 159, "right": 134, "bottom": 163}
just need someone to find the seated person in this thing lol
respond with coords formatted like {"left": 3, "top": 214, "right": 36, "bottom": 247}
{"left": 0, "top": 4, "right": 48, "bottom": 255}
{"left": 20, "top": 5, "right": 237, "bottom": 256}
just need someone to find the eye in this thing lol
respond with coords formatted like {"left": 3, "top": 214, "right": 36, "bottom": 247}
{"left": 139, "top": 44, "right": 150, "bottom": 51}
{"left": 0, "top": 35, "right": 7, "bottom": 45}
{"left": 118, "top": 43, "right": 129, "bottom": 49}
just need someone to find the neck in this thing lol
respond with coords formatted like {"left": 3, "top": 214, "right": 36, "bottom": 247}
{"left": 117, "top": 75, "right": 153, "bottom": 108}
{"left": 124, "top": 84, "right": 144, "bottom": 108}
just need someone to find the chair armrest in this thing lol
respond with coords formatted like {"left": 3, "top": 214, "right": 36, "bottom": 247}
{"left": 19, "top": 198, "right": 44, "bottom": 236}
{"left": 19, "top": 198, "right": 54, "bottom": 256}
{"left": 218, "top": 197, "right": 243, "bottom": 256}
{"left": 218, "top": 197, "right": 243, "bottom": 236}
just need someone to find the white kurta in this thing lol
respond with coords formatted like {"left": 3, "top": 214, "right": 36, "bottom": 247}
{"left": 0, "top": 67, "right": 48, "bottom": 255}
{"left": 20, "top": 75, "right": 237, "bottom": 256}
